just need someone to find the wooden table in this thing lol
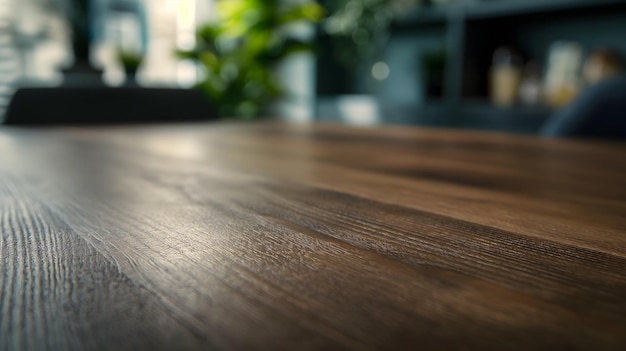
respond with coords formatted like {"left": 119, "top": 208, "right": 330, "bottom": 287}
{"left": 1, "top": 123, "right": 625, "bottom": 350}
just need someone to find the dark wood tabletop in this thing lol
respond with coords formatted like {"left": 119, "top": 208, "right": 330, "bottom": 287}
{"left": 1, "top": 122, "right": 626, "bottom": 351}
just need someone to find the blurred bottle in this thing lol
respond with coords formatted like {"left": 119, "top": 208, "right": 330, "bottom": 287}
{"left": 543, "top": 41, "right": 582, "bottom": 108}
{"left": 490, "top": 47, "right": 522, "bottom": 107}
{"left": 518, "top": 61, "right": 543, "bottom": 106}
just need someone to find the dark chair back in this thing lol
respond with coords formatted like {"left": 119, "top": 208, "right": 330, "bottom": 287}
{"left": 541, "top": 75, "right": 626, "bottom": 139}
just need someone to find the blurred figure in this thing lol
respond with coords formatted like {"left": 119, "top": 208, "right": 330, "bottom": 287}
{"left": 582, "top": 49, "right": 625, "bottom": 85}
{"left": 541, "top": 49, "right": 625, "bottom": 139}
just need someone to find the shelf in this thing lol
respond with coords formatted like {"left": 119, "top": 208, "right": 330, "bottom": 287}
{"left": 393, "top": 0, "right": 626, "bottom": 27}
{"left": 319, "top": 0, "right": 626, "bottom": 133}
{"left": 461, "top": 100, "right": 555, "bottom": 117}
{"left": 459, "top": 100, "right": 553, "bottom": 134}
{"left": 464, "top": 0, "right": 626, "bottom": 20}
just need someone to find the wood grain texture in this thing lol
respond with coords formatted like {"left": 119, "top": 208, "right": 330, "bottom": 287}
{"left": 1, "top": 122, "right": 625, "bottom": 350}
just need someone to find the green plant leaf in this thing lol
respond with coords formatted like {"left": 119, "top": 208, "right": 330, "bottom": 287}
{"left": 183, "top": 0, "right": 323, "bottom": 119}
{"left": 279, "top": 3, "right": 325, "bottom": 24}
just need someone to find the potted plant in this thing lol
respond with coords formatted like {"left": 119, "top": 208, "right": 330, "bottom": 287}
{"left": 420, "top": 48, "right": 446, "bottom": 99}
{"left": 117, "top": 50, "right": 144, "bottom": 86}
{"left": 178, "top": 0, "right": 324, "bottom": 119}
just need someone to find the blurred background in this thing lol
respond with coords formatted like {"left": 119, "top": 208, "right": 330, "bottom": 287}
{"left": 1, "top": 0, "right": 625, "bottom": 135}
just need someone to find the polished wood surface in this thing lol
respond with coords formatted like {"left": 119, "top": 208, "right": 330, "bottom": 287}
{"left": 1, "top": 122, "right": 625, "bottom": 350}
